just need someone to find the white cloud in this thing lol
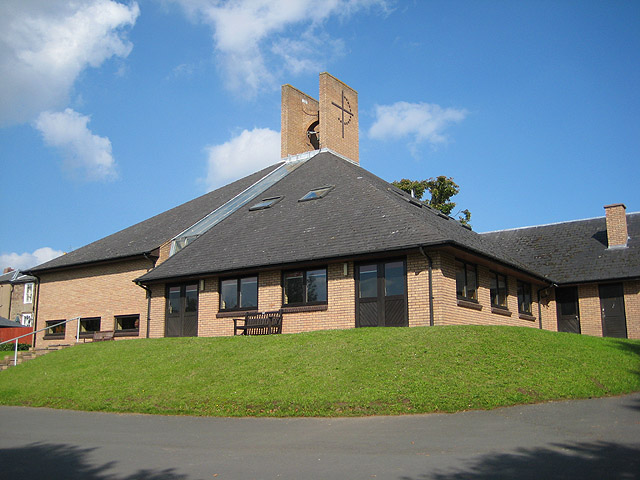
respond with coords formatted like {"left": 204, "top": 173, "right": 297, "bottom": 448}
{"left": 0, "top": 247, "right": 65, "bottom": 272}
{"left": 369, "top": 101, "right": 468, "bottom": 147}
{"left": 205, "top": 128, "right": 281, "bottom": 191}
{"left": 0, "top": 0, "right": 140, "bottom": 126}
{"left": 170, "top": 0, "right": 389, "bottom": 96}
{"left": 34, "top": 109, "right": 117, "bottom": 181}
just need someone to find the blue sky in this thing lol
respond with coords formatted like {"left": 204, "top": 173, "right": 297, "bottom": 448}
{"left": 1, "top": 0, "right": 639, "bottom": 271}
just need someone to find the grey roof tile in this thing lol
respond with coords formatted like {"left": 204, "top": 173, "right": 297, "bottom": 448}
{"left": 138, "top": 152, "right": 538, "bottom": 283}
{"left": 481, "top": 213, "right": 640, "bottom": 284}
{"left": 30, "top": 163, "right": 284, "bottom": 273}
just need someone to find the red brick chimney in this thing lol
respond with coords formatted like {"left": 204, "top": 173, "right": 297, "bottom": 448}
{"left": 3, "top": 267, "right": 14, "bottom": 274}
{"left": 604, "top": 203, "right": 628, "bottom": 248}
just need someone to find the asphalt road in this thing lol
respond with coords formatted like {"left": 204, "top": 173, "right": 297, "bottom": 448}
{"left": 1, "top": 394, "right": 639, "bottom": 480}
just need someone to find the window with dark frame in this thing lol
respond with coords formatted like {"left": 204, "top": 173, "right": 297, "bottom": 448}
{"left": 517, "top": 281, "right": 533, "bottom": 315}
{"left": 283, "top": 268, "right": 327, "bottom": 306}
{"left": 115, "top": 314, "right": 140, "bottom": 335}
{"left": 490, "top": 272, "right": 508, "bottom": 308}
{"left": 249, "top": 196, "right": 283, "bottom": 211}
{"left": 220, "top": 276, "right": 258, "bottom": 311}
{"left": 455, "top": 260, "right": 477, "bottom": 301}
{"left": 298, "top": 186, "right": 334, "bottom": 202}
{"left": 44, "top": 320, "right": 65, "bottom": 338}
{"left": 79, "top": 317, "right": 101, "bottom": 337}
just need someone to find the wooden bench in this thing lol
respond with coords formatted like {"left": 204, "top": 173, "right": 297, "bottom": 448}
{"left": 234, "top": 311, "right": 283, "bottom": 336}
{"left": 92, "top": 330, "right": 115, "bottom": 342}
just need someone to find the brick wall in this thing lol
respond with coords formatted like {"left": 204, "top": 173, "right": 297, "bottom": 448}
{"left": 319, "top": 72, "right": 359, "bottom": 163}
{"left": 624, "top": 280, "right": 640, "bottom": 339}
{"left": 431, "top": 251, "right": 545, "bottom": 329}
{"left": 281, "top": 84, "right": 319, "bottom": 158}
{"left": 407, "top": 252, "right": 430, "bottom": 327}
{"left": 545, "top": 280, "right": 640, "bottom": 340}
{"left": 36, "top": 258, "right": 152, "bottom": 347}
{"left": 577, "top": 284, "right": 602, "bottom": 336}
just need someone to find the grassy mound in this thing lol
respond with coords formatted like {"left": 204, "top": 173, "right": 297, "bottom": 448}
{"left": 0, "top": 326, "right": 638, "bottom": 417}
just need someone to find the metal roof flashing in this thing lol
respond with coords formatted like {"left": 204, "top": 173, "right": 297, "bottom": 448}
{"left": 169, "top": 152, "right": 318, "bottom": 257}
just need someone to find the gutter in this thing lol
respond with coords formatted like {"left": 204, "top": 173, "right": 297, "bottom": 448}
{"left": 419, "top": 247, "right": 435, "bottom": 327}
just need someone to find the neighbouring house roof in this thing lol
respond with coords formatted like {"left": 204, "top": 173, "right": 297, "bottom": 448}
{"left": 0, "top": 271, "right": 36, "bottom": 284}
{"left": 481, "top": 213, "right": 640, "bottom": 285}
{"left": 137, "top": 151, "right": 540, "bottom": 283}
{"left": 29, "top": 163, "right": 284, "bottom": 273}
{"left": 0, "top": 316, "right": 21, "bottom": 328}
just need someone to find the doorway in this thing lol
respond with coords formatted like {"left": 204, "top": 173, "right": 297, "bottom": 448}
{"left": 556, "top": 287, "right": 581, "bottom": 334}
{"left": 599, "top": 283, "right": 627, "bottom": 338}
{"left": 166, "top": 284, "right": 198, "bottom": 337}
{"left": 356, "top": 260, "right": 408, "bottom": 327}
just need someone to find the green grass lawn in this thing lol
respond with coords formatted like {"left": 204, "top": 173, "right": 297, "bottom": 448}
{"left": 0, "top": 326, "right": 638, "bottom": 417}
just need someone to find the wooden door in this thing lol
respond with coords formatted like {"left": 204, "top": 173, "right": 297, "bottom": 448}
{"left": 356, "top": 260, "right": 407, "bottom": 327}
{"left": 599, "top": 283, "right": 627, "bottom": 338}
{"left": 556, "top": 287, "right": 581, "bottom": 334}
{"left": 166, "top": 284, "right": 198, "bottom": 337}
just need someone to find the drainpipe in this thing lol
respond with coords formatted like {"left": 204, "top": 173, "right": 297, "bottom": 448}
{"left": 139, "top": 252, "right": 157, "bottom": 339}
{"left": 136, "top": 282, "right": 152, "bottom": 339}
{"left": 419, "top": 247, "right": 435, "bottom": 327}
{"left": 30, "top": 273, "right": 41, "bottom": 349}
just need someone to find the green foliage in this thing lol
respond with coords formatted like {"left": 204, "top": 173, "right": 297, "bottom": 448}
{"left": 0, "top": 343, "right": 30, "bottom": 352}
{"left": 391, "top": 178, "right": 429, "bottom": 200}
{"left": 0, "top": 327, "right": 638, "bottom": 417}
{"left": 393, "top": 176, "right": 472, "bottom": 227}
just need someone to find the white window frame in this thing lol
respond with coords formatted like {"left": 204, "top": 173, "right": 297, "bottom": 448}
{"left": 21, "top": 313, "right": 33, "bottom": 327}
{"left": 23, "top": 283, "right": 34, "bottom": 304}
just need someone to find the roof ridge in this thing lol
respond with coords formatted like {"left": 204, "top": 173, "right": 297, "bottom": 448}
{"left": 481, "top": 211, "right": 640, "bottom": 234}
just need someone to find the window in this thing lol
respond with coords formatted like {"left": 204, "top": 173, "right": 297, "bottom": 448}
{"left": 298, "top": 185, "right": 334, "bottom": 202}
{"left": 220, "top": 276, "right": 258, "bottom": 311}
{"left": 490, "top": 272, "right": 508, "bottom": 308}
{"left": 517, "top": 281, "right": 532, "bottom": 315}
{"left": 456, "top": 260, "right": 477, "bottom": 301}
{"left": 249, "top": 196, "right": 283, "bottom": 211}
{"left": 115, "top": 314, "right": 140, "bottom": 336}
{"left": 21, "top": 313, "right": 33, "bottom": 327}
{"left": 23, "top": 282, "right": 34, "bottom": 304}
{"left": 79, "top": 317, "right": 101, "bottom": 338}
{"left": 44, "top": 320, "right": 65, "bottom": 339}
{"left": 283, "top": 268, "right": 327, "bottom": 305}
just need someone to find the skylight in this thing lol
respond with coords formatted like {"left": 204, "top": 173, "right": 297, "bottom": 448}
{"left": 249, "top": 196, "right": 283, "bottom": 211}
{"left": 299, "top": 185, "right": 334, "bottom": 202}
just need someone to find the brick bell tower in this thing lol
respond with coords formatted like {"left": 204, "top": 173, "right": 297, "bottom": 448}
{"left": 281, "top": 72, "right": 359, "bottom": 164}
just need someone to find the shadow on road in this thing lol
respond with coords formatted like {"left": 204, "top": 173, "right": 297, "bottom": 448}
{"left": 401, "top": 441, "right": 640, "bottom": 480}
{"left": 0, "top": 442, "right": 190, "bottom": 480}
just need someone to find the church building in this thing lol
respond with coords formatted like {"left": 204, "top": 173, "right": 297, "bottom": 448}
{"left": 28, "top": 73, "right": 640, "bottom": 345}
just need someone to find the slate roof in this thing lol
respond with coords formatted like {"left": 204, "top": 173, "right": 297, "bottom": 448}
{"left": 0, "top": 316, "right": 21, "bottom": 328}
{"left": 29, "top": 163, "right": 283, "bottom": 273}
{"left": 138, "top": 151, "right": 539, "bottom": 283}
{"left": 0, "top": 271, "right": 36, "bottom": 284}
{"left": 481, "top": 213, "right": 640, "bottom": 284}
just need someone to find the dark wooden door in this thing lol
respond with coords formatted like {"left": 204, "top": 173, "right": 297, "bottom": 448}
{"left": 599, "top": 283, "right": 627, "bottom": 338}
{"left": 356, "top": 260, "right": 407, "bottom": 327}
{"left": 556, "top": 287, "right": 580, "bottom": 334}
{"left": 166, "top": 284, "right": 198, "bottom": 337}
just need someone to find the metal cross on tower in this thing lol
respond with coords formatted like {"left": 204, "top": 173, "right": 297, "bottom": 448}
{"left": 331, "top": 90, "right": 353, "bottom": 139}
